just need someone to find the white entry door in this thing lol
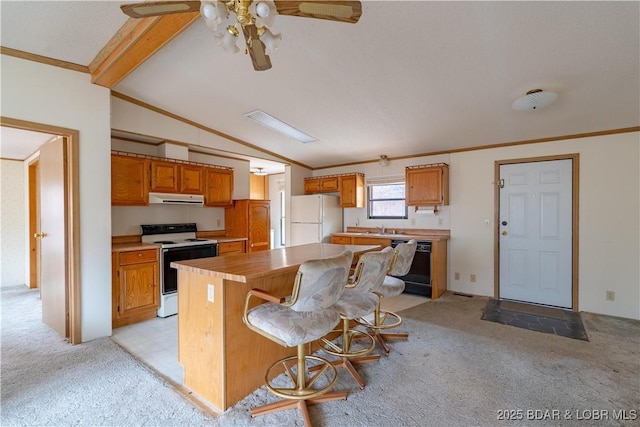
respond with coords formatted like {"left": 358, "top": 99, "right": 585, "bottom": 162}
{"left": 499, "top": 159, "right": 573, "bottom": 308}
{"left": 38, "top": 137, "right": 68, "bottom": 338}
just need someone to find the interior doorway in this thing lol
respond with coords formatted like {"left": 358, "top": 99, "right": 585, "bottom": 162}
{"left": 1, "top": 117, "right": 81, "bottom": 344}
{"left": 494, "top": 154, "right": 579, "bottom": 310}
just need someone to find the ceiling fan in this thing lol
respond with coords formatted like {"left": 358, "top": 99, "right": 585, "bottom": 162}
{"left": 120, "top": 1, "right": 362, "bottom": 71}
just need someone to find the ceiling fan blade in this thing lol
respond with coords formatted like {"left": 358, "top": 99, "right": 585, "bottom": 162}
{"left": 242, "top": 24, "right": 272, "bottom": 71}
{"left": 120, "top": 1, "right": 201, "bottom": 18}
{"left": 274, "top": 1, "right": 362, "bottom": 23}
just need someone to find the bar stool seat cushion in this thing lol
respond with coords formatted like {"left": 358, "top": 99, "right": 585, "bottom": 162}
{"left": 333, "top": 288, "right": 379, "bottom": 319}
{"left": 247, "top": 304, "right": 341, "bottom": 347}
{"left": 381, "top": 275, "right": 405, "bottom": 298}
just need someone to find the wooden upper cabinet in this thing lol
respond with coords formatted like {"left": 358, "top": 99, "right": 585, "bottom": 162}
{"left": 320, "top": 176, "right": 339, "bottom": 192}
{"left": 304, "top": 173, "right": 364, "bottom": 208}
{"left": 150, "top": 160, "right": 180, "bottom": 193}
{"left": 339, "top": 173, "right": 365, "bottom": 208}
{"left": 304, "top": 176, "right": 339, "bottom": 194}
{"left": 112, "top": 152, "right": 234, "bottom": 205}
{"left": 205, "top": 168, "right": 234, "bottom": 207}
{"left": 250, "top": 173, "right": 269, "bottom": 200}
{"left": 304, "top": 178, "right": 321, "bottom": 194}
{"left": 405, "top": 164, "right": 449, "bottom": 206}
{"left": 180, "top": 164, "right": 204, "bottom": 194}
{"left": 111, "top": 154, "right": 150, "bottom": 206}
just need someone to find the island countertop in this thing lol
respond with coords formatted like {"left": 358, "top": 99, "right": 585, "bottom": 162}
{"left": 171, "top": 243, "right": 380, "bottom": 282}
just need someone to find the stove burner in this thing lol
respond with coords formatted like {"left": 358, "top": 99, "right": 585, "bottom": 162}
{"left": 154, "top": 240, "right": 175, "bottom": 244}
{"left": 185, "top": 238, "right": 206, "bottom": 242}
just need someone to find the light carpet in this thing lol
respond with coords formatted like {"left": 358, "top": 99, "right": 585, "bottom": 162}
{"left": 2, "top": 288, "right": 639, "bottom": 426}
{"left": 1, "top": 287, "right": 215, "bottom": 426}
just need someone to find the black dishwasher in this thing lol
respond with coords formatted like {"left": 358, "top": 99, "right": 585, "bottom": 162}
{"left": 391, "top": 240, "right": 432, "bottom": 297}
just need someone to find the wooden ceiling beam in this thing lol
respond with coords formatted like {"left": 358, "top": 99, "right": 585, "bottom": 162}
{"left": 88, "top": 12, "right": 199, "bottom": 88}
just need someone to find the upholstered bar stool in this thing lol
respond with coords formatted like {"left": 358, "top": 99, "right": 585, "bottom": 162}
{"left": 316, "top": 249, "right": 394, "bottom": 389}
{"left": 357, "top": 240, "right": 417, "bottom": 354}
{"left": 242, "top": 250, "right": 353, "bottom": 427}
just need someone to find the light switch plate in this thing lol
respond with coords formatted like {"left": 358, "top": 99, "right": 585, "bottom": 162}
{"left": 208, "top": 284, "right": 215, "bottom": 302}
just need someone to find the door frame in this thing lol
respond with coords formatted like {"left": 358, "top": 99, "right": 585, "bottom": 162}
{"left": 494, "top": 153, "right": 580, "bottom": 311}
{"left": 1, "top": 116, "right": 81, "bottom": 344}
{"left": 28, "top": 158, "right": 39, "bottom": 289}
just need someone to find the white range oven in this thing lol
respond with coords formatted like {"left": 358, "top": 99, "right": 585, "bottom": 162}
{"left": 141, "top": 223, "right": 218, "bottom": 317}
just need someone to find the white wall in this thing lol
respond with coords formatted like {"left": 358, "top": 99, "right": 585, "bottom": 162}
{"left": 0, "top": 159, "right": 26, "bottom": 287}
{"left": 449, "top": 132, "right": 639, "bottom": 319}
{"left": 1, "top": 55, "right": 112, "bottom": 341}
{"left": 316, "top": 133, "right": 640, "bottom": 320}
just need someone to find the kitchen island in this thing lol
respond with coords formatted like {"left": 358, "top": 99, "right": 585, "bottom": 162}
{"left": 171, "top": 243, "right": 379, "bottom": 412}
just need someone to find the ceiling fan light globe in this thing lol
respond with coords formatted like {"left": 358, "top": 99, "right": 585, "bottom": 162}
{"left": 261, "top": 28, "right": 282, "bottom": 55}
{"left": 256, "top": 2, "right": 270, "bottom": 18}
{"left": 250, "top": 0, "right": 276, "bottom": 27}
{"left": 201, "top": 2, "right": 217, "bottom": 19}
{"left": 222, "top": 28, "right": 240, "bottom": 54}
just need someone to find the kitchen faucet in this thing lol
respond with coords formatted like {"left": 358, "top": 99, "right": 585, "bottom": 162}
{"left": 377, "top": 225, "right": 386, "bottom": 234}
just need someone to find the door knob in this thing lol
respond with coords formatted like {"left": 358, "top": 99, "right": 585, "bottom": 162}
{"left": 501, "top": 230, "right": 508, "bottom": 236}
{"left": 34, "top": 232, "right": 47, "bottom": 238}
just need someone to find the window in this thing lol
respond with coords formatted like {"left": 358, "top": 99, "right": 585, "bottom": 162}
{"left": 368, "top": 183, "right": 407, "bottom": 219}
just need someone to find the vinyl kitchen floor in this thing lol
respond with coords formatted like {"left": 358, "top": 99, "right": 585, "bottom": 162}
{"left": 111, "top": 293, "right": 429, "bottom": 388}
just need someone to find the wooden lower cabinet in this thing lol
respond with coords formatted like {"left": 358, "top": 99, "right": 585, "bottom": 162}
{"left": 217, "top": 240, "right": 246, "bottom": 256}
{"left": 112, "top": 248, "right": 159, "bottom": 328}
{"left": 330, "top": 235, "right": 351, "bottom": 245}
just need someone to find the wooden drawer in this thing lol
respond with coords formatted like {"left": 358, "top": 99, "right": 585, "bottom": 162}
{"left": 331, "top": 235, "right": 352, "bottom": 244}
{"left": 218, "top": 240, "right": 245, "bottom": 255}
{"left": 352, "top": 237, "right": 391, "bottom": 247}
{"left": 119, "top": 249, "right": 158, "bottom": 265}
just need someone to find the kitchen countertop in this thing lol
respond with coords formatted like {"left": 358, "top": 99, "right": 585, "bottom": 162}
{"left": 112, "top": 236, "right": 247, "bottom": 252}
{"left": 112, "top": 242, "right": 161, "bottom": 253}
{"left": 333, "top": 231, "right": 450, "bottom": 242}
{"left": 171, "top": 243, "right": 380, "bottom": 282}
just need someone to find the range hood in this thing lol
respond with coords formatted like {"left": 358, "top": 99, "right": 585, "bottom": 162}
{"left": 148, "top": 192, "right": 204, "bottom": 206}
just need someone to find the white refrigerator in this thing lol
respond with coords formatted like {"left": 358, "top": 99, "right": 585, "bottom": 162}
{"left": 290, "top": 194, "right": 343, "bottom": 246}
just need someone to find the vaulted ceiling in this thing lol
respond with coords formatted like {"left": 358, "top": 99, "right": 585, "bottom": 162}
{"left": 2, "top": 1, "right": 639, "bottom": 171}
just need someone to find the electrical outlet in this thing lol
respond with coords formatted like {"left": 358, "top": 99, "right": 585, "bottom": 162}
{"left": 208, "top": 284, "right": 215, "bottom": 302}
{"left": 216, "top": 219, "right": 222, "bottom": 227}
{"left": 438, "top": 217, "right": 444, "bottom": 226}
{"left": 484, "top": 219, "right": 490, "bottom": 227}
{"left": 410, "top": 218, "right": 416, "bottom": 226}
{"left": 470, "top": 274, "right": 477, "bottom": 283}
{"left": 454, "top": 272, "right": 460, "bottom": 280}
{"left": 606, "top": 291, "right": 615, "bottom": 301}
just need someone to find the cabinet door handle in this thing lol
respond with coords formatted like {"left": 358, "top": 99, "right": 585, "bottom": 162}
{"left": 501, "top": 230, "right": 508, "bottom": 236}
{"left": 34, "top": 232, "right": 47, "bottom": 238}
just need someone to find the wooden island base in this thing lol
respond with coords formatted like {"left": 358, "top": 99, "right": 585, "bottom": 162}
{"left": 172, "top": 243, "right": 379, "bottom": 411}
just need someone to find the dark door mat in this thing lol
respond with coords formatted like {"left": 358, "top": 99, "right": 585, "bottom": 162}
{"left": 482, "top": 299, "right": 589, "bottom": 341}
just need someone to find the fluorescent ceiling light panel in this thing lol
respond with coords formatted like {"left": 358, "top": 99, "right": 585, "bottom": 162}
{"left": 245, "top": 110, "right": 317, "bottom": 143}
